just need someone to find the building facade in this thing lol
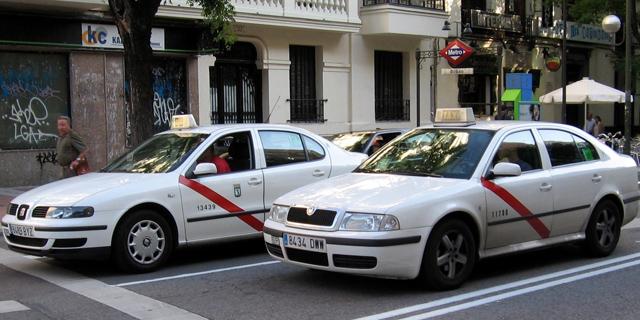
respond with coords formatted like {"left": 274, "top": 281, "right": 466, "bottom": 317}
{"left": 0, "top": 0, "right": 448, "bottom": 186}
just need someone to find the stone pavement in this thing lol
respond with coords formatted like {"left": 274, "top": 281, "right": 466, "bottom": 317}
{"left": 0, "top": 187, "right": 33, "bottom": 220}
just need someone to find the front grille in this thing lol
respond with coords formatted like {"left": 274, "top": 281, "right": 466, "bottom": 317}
{"left": 285, "top": 248, "right": 329, "bottom": 266}
{"left": 333, "top": 254, "right": 377, "bottom": 269}
{"left": 17, "top": 205, "right": 29, "bottom": 220}
{"left": 53, "top": 238, "right": 87, "bottom": 248}
{"left": 7, "top": 235, "right": 48, "bottom": 247}
{"left": 7, "top": 204, "right": 18, "bottom": 215}
{"left": 286, "top": 207, "right": 337, "bottom": 226}
{"left": 32, "top": 207, "right": 49, "bottom": 218}
{"left": 265, "top": 243, "right": 284, "bottom": 258}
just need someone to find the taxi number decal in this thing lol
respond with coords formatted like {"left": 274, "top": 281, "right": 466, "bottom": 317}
{"left": 179, "top": 176, "right": 263, "bottom": 231}
{"left": 481, "top": 178, "right": 550, "bottom": 238}
{"left": 197, "top": 204, "right": 216, "bottom": 211}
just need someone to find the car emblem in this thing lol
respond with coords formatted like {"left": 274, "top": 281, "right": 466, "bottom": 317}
{"left": 306, "top": 206, "right": 316, "bottom": 216}
{"left": 18, "top": 208, "right": 26, "bottom": 219}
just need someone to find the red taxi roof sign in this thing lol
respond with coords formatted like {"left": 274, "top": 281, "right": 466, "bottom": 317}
{"left": 439, "top": 39, "right": 474, "bottom": 66}
{"left": 434, "top": 108, "right": 475, "bottom": 126}
{"left": 171, "top": 114, "right": 198, "bottom": 130}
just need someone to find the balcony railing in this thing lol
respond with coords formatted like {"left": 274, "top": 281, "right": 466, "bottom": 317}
{"left": 362, "top": 0, "right": 445, "bottom": 10}
{"left": 288, "top": 99, "right": 327, "bottom": 123}
{"left": 375, "top": 99, "right": 410, "bottom": 122}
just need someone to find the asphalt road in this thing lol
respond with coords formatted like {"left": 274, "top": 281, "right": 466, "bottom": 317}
{"left": 2, "top": 224, "right": 640, "bottom": 320}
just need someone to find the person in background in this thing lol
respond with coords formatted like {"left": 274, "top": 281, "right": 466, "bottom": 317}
{"left": 594, "top": 115, "right": 605, "bottom": 136}
{"left": 584, "top": 112, "right": 596, "bottom": 135}
{"left": 56, "top": 115, "right": 88, "bottom": 178}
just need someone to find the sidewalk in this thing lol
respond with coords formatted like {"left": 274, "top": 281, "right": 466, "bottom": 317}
{"left": 0, "top": 187, "right": 33, "bottom": 220}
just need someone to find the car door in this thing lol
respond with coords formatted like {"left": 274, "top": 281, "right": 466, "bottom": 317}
{"left": 537, "top": 129, "right": 602, "bottom": 236}
{"left": 483, "top": 129, "right": 554, "bottom": 249}
{"left": 258, "top": 130, "right": 332, "bottom": 208}
{"left": 179, "top": 130, "right": 265, "bottom": 243}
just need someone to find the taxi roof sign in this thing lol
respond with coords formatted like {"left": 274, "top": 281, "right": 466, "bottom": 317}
{"left": 434, "top": 108, "right": 475, "bottom": 126}
{"left": 171, "top": 114, "right": 198, "bottom": 130}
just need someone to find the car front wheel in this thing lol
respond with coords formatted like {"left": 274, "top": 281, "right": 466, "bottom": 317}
{"left": 420, "top": 219, "right": 476, "bottom": 290}
{"left": 113, "top": 210, "right": 174, "bottom": 273}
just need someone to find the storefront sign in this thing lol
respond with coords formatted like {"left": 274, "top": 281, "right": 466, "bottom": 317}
{"left": 539, "top": 21, "right": 614, "bottom": 46}
{"left": 439, "top": 39, "right": 474, "bottom": 66}
{"left": 81, "top": 23, "right": 165, "bottom": 50}
{"left": 441, "top": 68, "right": 474, "bottom": 75}
{"left": 545, "top": 55, "right": 561, "bottom": 72}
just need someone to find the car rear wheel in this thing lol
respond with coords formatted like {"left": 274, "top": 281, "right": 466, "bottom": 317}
{"left": 584, "top": 200, "right": 621, "bottom": 257}
{"left": 419, "top": 219, "right": 476, "bottom": 290}
{"left": 113, "top": 210, "right": 174, "bottom": 273}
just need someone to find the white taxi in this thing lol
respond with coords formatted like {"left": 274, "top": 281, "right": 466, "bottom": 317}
{"left": 2, "top": 115, "right": 366, "bottom": 272}
{"left": 264, "top": 108, "right": 640, "bottom": 289}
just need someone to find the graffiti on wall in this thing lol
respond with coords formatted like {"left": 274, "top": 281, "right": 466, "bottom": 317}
{"left": 0, "top": 53, "right": 68, "bottom": 150}
{"left": 35, "top": 151, "right": 57, "bottom": 168}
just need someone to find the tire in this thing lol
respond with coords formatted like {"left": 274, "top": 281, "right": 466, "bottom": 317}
{"left": 419, "top": 219, "right": 476, "bottom": 290}
{"left": 113, "top": 210, "right": 174, "bottom": 273}
{"left": 584, "top": 200, "right": 621, "bottom": 257}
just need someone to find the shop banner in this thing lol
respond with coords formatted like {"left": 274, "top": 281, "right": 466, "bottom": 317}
{"left": 81, "top": 23, "right": 165, "bottom": 50}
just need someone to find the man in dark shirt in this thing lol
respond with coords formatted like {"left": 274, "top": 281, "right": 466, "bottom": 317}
{"left": 56, "top": 116, "right": 88, "bottom": 178}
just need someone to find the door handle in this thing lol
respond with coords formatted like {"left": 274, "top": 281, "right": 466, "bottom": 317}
{"left": 312, "top": 170, "right": 325, "bottom": 177}
{"left": 592, "top": 174, "right": 602, "bottom": 183}
{"left": 539, "top": 183, "right": 553, "bottom": 192}
{"left": 248, "top": 178, "right": 263, "bottom": 186}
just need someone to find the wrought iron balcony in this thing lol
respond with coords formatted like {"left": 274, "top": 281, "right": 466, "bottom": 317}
{"left": 362, "top": 0, "right": 445, "bottom": 10}
{"left": 288, "top": 99, "right": 327, "bottom": 123}
{"left": 375, "top": 99, "right": 410, "bottom": 122}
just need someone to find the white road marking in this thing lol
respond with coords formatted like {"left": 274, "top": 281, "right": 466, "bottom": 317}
{"left": 116, "top": 260, "right": 281, "bottom": 287}
{"left": 355, "top": 252, "right": 640, "bottom": 320}
{"left": 0, "top": 248, "right": 207, "bottom": 320}
{"left": 400, "top": 258, "right": 640, "bottom": 320}
{"left": 0, "top": 300, "right": 29, "bottom": 314}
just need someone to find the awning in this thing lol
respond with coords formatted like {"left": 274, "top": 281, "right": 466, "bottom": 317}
{"left": 501, "top": 89, "right": 521, "bottom": 102}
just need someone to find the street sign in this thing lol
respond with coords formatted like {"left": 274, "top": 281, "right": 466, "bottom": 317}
{"left": 441, "top": 68, "right": 474, "bottom": 75}
{"left": 439, "top": 39, "right": 474, "bottom": 66}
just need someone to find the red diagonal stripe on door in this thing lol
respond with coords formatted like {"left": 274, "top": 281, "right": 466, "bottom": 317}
{"left": 179, "top": 176, "right": 263, "bottom": 231}
{"left": 481, "top": 178, "right": 550, "bottom": 238}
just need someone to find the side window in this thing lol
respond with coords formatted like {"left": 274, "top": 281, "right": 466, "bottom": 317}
{"left": 303, "top": 135, "right": 325, "bottom": 161}
{"left": 573, "top": 135, "right": 600, "bottom": 161}
{"left": 200, "top": 131, "right": 254, "bottom": 172}
{"left": 259, "top": 131, "right": 306, "bottom": 167}
{"left": 493, "top": 130, "right": 542, "bottom": 172}
{"left": 539, "top": 129, "right": 587, "bottom": 166}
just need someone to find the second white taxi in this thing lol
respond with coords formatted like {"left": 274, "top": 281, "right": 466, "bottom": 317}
{"left": 2, "top": 115, "right": 366, "bottom": 272}
{"left": 264, "top": 109, "right": 640, "bottom": 289}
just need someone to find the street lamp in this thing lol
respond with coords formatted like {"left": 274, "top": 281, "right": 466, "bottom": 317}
{"left": 602, "top": 8, "right": 632, "bottom": 154}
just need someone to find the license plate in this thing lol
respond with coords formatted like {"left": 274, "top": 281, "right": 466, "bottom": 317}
{"left": 283, "top": 233, "right": 326, "bottom": 253}
{"left": 9, "top": 224, "right": 34, "bottom": 238}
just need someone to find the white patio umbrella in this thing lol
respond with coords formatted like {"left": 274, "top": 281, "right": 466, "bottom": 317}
{"left": 539, "top": 77, "right": 632, "bottom": 128}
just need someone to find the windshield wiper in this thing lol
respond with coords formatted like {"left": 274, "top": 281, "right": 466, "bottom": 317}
{"left": 385, "top": 171, "right": 443, "bottom": 178}
{"left": 353, "top": 167, "right": 377, "bottom": 173}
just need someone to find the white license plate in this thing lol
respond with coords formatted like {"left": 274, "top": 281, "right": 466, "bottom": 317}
{"left": 9, "top": 224, "right": 34, "bottom": 238}
{"left": 283, "top": 233, "right": 326, "bottom": 253}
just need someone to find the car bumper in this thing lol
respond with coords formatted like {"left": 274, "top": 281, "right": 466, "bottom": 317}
{"left": 1, "top": 211, "right": 116, "bottom": 260}
{"left": 263, "top": 220, "right": 430, "bottom": 279}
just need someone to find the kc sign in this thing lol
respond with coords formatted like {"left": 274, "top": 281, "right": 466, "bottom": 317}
{"left": 439, "top": 39, "right": 474, "bottom": 66}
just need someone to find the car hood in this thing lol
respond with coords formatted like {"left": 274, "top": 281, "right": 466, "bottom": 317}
{"left": 11, "top": 173, "right": 157, "bottom": 206}
{"left": 276, "top": 172, "right": 470, "bottom": 213}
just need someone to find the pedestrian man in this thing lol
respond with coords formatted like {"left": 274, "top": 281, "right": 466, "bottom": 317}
{"left": 584, "top": 112, "right": 596, "bottom": 135}
{"left": 56, "top": 115, "right": 89, "bottom": 178}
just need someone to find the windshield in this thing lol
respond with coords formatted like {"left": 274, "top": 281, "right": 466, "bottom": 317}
{"left": 331, "top": 132, "right": 374, "bottom": 152}
{"left": 355, "top": 128, "right": 494, "bottom": 179}
{"left": 103, "top": 133, "right": 209, "bottom": 173}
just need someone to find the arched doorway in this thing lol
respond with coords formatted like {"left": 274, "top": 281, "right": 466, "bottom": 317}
{"left": 210, "top": 42, "right": 262, "bottom": 123}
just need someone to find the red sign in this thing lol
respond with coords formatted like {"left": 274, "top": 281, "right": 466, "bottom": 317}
{"left": 439, "top": 39, "right": 474, "bottom": 66}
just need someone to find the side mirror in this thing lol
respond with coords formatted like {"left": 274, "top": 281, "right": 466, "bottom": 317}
{"left": 193, "top": 163, "right": 217, "bottom": 176}
{"left": 491, "top": 162, "right": 522, "bottom": 178}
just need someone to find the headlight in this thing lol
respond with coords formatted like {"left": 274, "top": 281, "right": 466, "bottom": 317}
{"left": 339, "top": 213, "right": 400, "bottom": 231}
{"left": 267, "top": 205, "right": 289, "bottom": 223}
{"left": 45, "top": 207, "right": 94, "bottom": 219}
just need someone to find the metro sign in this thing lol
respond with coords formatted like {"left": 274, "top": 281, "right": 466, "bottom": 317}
{"left": 439, "top": 39, "right": 474, "bottom": 66}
